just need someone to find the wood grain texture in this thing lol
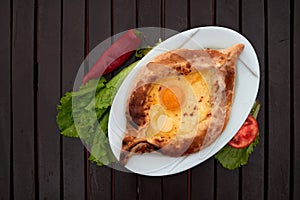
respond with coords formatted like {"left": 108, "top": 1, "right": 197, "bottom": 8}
{"left": 216, "top": 0, "right": 239, "bottom": 31}
{"left": 0, "top": 0, "right": 297, "bottom": 199}
{"left": 88, "top": 0, "right": 112, "bottom": 199}
{"left": 138, "top": 176, "right": 162, "bottom": 200}
{"left": 114, "top": 172, "right": 138, "bottom": 200}
{"left": 112, "top": 1, "right": 138, "bottom": 199}
{"left": 190, "top": 0, "right": 213, "bottom": 27}
{"left": 189, "top": 1, "right": 215, "bottom": 200}
{"left": 137, "top": 1, "right": 162, "bottom": 199}
{"left": 0, "top": 0, "right": 11, "bottom": 199}
{"left": 215, "top": 0, "right": 239, "bottom": 199}
{"left": 216, "top": 169, "right": 239, "bottom": 200}
{"left": 240, "top": 0, "right": 265, "bottom": 199}
{"left": 162, "top": 0, "right": 189, "bottom": 199}
{"left": 163, "top": 172, "right": 188, "bottom": 200}
{"left": 113, "top": 0, "right": 136, "bottom": 34}
{"left": 164, "top": 0, "right": 188, "bottom": 31}
{"left": 89, "top": 164, "right": 112, "bottom": 200}
{"left": 190, "top": 159, "right": 215, "bottom": 200}
{"left": 294, "top": 0, "right": 300, "bottom": 199}
{"left": 137, "top": 0, "right": 161, "bottom": 27}
{"left": 267, "top": 0, "right": 291, "bottom": 199}
{"left": 61, "top": 0, "right": 86, "bottom": 199}
{"left": 37, "top": 0, "right": 62, "bottom": 199}
{"left": 12, "top": 0, "right": 36, "bottom": 198}
{"left": 88, "top": 0, "right": 111, "bottom": 51}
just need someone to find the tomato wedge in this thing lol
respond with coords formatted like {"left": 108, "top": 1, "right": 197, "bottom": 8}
{"left": 228, "top": 115, "right": 259, "bottom": 149}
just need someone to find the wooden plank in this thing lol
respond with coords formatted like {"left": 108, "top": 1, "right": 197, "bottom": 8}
{"left": 216, "top": 0, "right": 239, "bottom": 31}
{"left": 163, "top": 1, "right": 189, "bottom": 200}
{"left": 88, "top": 0, "right": 112, "bottom": 199}
{"left": 138, "top": 176, "right": 162, "bottom": 200}
{"left": 189, "top": 1, "right": 215, "bottom": 200}
{"left": 112, "top": 0, "right": 138, "bottom": 200}
{"left": 61, "top": 0, "right": 86, "bottom": 199}
{"left": 164, "top": 0, "right": 188, "bottom": 31}
{"left": 190, "top": 0, "right": 213, "bottom": 28}
{"left": 215, "top": 0, "right": 239, "bottom": 199}
{"left": 216, "top": 169, "right": 239, "bottom": 200}
{"left": 138, "top": 0, "right": 161, "bottom": 27}
{"left": 137, "top": 1, "right": 162, "bottom": 199}
{"left": 267, "top": 0, "right": 291, "bottom": 199}
{"left": 37, "top": 0, "right": 61, "bottom": 199}
{"left": 89, "top": 164, "right": 112, "bottom": 200}
{"left": 114, "top": 172, "right": 138, "bottom": 200}
{"left": 294, "top": 0, "right": 300, "bottom": 199}
{"left": 0, "top": 0, "right": 11, "bottom": 199}
{"left": 240, "top": 0, "right": 265, "bottom": 199}
{"left": 163, "top": 172, "right": 188, "bottom": 200}
{"left": 88, "top": 0, "right": 111, "bottom": 51}
{"left": 11, "top": 0, "right": 36, "bottom": 198}
{"left": 190, "top": 159, "right": 215, "bottom": 200}
{"left": 113, "top": 0, "right": 136, "bottom": 34}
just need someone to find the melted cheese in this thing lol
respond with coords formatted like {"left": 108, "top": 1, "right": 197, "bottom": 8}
{"left": 144, "top": 71, "right": 211, "bottom": 139}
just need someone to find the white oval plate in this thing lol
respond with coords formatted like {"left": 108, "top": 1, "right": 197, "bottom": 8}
{"left": 108, "top": 26, "right": 260, "bottom": 176}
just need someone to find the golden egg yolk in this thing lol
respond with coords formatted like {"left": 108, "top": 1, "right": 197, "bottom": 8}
{"left": 159, "top": 86, "right": 183, "bottom": 110}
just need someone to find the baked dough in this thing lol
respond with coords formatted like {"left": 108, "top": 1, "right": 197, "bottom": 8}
{"left": 120, "top": 44, "right": 244, "bottom": 164}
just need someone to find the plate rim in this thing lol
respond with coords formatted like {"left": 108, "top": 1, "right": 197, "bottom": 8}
{"left": 108, "top": 25, "right": 260, "bottom": 176}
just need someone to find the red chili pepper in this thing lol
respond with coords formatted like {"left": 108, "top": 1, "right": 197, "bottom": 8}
{"left": 82, "top": 29, "right": 142, "bottom": 84}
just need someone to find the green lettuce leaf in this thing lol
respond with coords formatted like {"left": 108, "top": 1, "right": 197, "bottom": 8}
{"left": 56, "top": 62, "right": 137, "bottom": 166}
{"left": 135, "top": 38, "right": 162, "bottom": 59}
{"left": 56, "top": 78, "right": 106, "bottom": 138}
{"left": 61, "top": 124, "right": 78, "bottom": 138}
{"left": 57, "top": 43, "right": 152, "bottom": 166}
{"left": 57, "top": 92, "right": 74, "bottom": 135}
{"left": 214, "top": 101, "right": 261, "bottom": 170}
{"left": 88, "top": 110, "right": 117, "bottom": 166}
{"left": 214, "top": 135, "right": 259, "bottom": 170}
{"left": 87, "top": 62, "right": 138, "bottom": 165}
{"left": 93, "top": 61, "right": 138, "bottom": 110}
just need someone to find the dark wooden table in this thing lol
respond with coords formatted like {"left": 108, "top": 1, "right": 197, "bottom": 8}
{"left": 0, "top": 0, "right": 299, "bottom": 199}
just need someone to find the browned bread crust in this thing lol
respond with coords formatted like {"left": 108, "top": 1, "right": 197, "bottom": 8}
{"left": 120, "top": 44, "right": 244, "bottom": 164}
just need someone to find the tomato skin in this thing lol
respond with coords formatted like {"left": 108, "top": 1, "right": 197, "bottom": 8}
{"left": 228, "top": 115, "right": 259, "bottom": 149}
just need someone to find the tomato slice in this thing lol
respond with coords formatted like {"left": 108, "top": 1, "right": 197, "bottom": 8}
{"left": 228, "top": 115, "right": 259, "bottom": 149}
